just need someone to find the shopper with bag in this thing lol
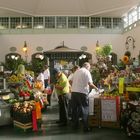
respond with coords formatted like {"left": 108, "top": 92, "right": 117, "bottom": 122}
{"left": 53, "top": 68, "right": 70, "bottom": 126}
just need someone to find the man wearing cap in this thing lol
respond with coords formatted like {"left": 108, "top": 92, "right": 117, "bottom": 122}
{"left": 53, "top": 68, "right": 70, "bottom": 126}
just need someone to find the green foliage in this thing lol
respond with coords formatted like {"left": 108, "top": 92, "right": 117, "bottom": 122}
{"left": 95, "top": 44, "right": 112, "bottom": 57}
{"left": 95, "top": 46, "right": 103, "bottom": 56}
{"left": 31, "top": 58, "right": 46, "bottom": 75}
{"left": 3, "top": 58, "right": 26, "bottom": 72}
{"left": 102, "top": 44, "right": 112, "bottom": 56}
{"left": 91, "top": 67, "right": 101, "bottom": 84}
{"left": 16, "top": 64, "right": 25, "bottom": 75}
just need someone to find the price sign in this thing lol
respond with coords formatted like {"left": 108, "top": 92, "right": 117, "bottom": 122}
{"left": 101, "top": 99, "right": 117, "bottom": 121}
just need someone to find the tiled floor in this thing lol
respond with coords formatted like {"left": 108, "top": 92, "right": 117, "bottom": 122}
{"left": 0, "top": 100, "right": 139, "bottom": 140}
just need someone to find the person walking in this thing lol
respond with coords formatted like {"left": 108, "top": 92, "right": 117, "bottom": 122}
{"left": 71, "top": 62, "right": 99, "bottom": 132}
{"left": 53, "top": 68, "right": 70, "bottom": 126}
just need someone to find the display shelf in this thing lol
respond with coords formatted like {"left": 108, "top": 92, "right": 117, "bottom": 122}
{"left": 13, "top": 120, "right": 32, "bottom": 132}
{"left": 126, "top": 87, "right": 140, "bottom": 92}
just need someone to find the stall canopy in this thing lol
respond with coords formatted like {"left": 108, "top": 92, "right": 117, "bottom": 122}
{"left": 44, "top": 45, "right": 92, "bottom": 60}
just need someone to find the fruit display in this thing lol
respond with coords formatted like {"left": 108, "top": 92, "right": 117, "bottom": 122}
{"left": 34, "top": 81, "right": 43, "bottom": 90}
{"left": 7, "top": 63, "right": 35, "bottom": 101}
{"left": 8, "top": 74, "right": 24, "bottom": 83}
{"left": 11, "top": 101, "right": 35, "bottom": 123}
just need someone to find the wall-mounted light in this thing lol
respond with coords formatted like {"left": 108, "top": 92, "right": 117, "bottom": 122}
{"left": 35, "top": 54, "right": 44, "bottom": 60}
{"left": 79, "top": 54, "right": 86, "bottom": 59}
{"left": 11, "top": 55, "right": 15, "bottom": 59}
{"left": 11, "top": 55, "right": 19, "bottom": 60}
{"left": 22, "top": 41, "right": 27, "bottom": 52}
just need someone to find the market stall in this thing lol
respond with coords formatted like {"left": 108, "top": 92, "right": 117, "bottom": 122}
{"left": 44, "top": 45, "right": 92, "bottom": 82}
{"left": 0, "top": 63, "right": 48, "bottom": 131}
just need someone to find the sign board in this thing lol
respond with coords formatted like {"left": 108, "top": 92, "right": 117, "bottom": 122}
{"left": 119, "top": 78, "right": 124, "bottom": 94}
{"left": 101, "top": 98, "right": 117, "bottom": 122}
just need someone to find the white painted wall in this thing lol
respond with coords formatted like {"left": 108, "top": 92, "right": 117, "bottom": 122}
{"left": 123, "top": 26, "right": 140, "bottom": 59}
{"left": 0, "top": 33, "right": 124, "bottom": 63}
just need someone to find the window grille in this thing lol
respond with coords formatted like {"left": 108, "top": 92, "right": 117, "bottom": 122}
{"left": 68, "top": 17, "right": 78, "bottom": 28}
{"left": 45, "top": 16, "right": 55, "bottom": 28}
{"left": 0, "top": 17, "right": 9, "bottom": 29}
{"left": 79, "top": 17, "right": 89, "bottom": 28}
{"left": 113, "top": 18, "right": 122, "bottom": 28}
{"left": 10, "top": 17, "right": 21, "bottom": 29}
{"left": 56, "top": 16, "right": 67, "bottom": 28}
{"left": 33, "top": 17, "right": 44, "bottom": 29}
{"left": 0, "top": 16, "right": 123, "bottom": 30}
{"left": 102, "top": 17, "right": 112, "bottom": 28}
{"left": 128, "top": 9, "right": 137, "bottom": 25}
{"left": 22, "top": 17, "right": 32, "bottom": 29}
{"left": 91, "top": 17, "right": 100, "bottom": 28}
{"left": 138, "top": 6, "right": 140, "bottom": 19}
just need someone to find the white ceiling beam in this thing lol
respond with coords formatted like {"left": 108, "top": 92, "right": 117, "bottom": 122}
{"left": 0, "top": 6, "right": 34, "bottom": 16}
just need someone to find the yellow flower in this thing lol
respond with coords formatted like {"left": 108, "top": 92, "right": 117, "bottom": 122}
{"left": 122, "top": 55, "right": 129, "bottom": 64}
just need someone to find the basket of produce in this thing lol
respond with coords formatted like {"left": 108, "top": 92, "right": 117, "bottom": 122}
{"left": 11, "top": 101, "right": 35, "bottom": 123}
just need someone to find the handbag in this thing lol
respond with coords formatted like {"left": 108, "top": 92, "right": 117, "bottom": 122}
{"left": 51, "top": 86, "right": 58, "bottom": 101}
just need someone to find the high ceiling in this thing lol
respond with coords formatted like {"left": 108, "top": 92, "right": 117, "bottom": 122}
{"left": 0, "top": 0, "right": 140, "bottom": 17}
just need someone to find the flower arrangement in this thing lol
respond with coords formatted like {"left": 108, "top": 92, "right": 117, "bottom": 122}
{"left": 122, "top": 55, "right": 129, "bottom": 64}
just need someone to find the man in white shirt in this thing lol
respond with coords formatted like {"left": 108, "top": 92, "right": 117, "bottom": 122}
{"left": 67, "top": 65, "right": 80, "bottom": 118}
{"left": 43, "top": 65, "right": 51, "bottom": 105}
{"left": 71, "top": 62, "right": 98, "bottom": 132}
{"left": 43, "top": 65, "right": 50, "bottom": 88}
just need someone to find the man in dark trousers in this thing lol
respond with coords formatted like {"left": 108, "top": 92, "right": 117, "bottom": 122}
{"left": 71, "top": 62, "right": 99, "bottom": 132}
{"left": 53, "top": 68, "right": 70, "bottom": 126}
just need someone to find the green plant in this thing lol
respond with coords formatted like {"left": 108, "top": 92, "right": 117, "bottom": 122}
{"left": 3, "top": 58, "right": 26, "bottom": 72}
{"left": 31, "top": 58, "right": 46, "bottom": 75}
